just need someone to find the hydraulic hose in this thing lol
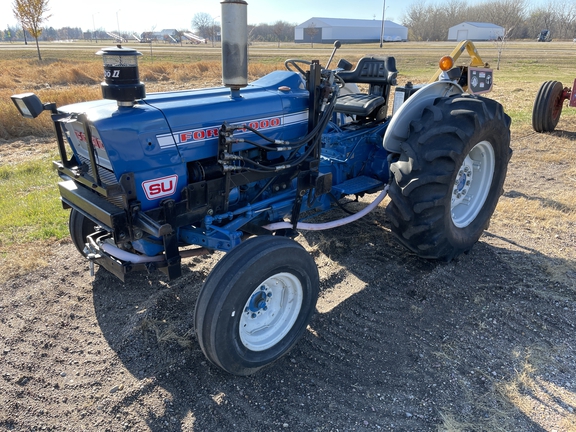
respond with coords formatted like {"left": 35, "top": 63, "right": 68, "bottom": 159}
{"left": 100, "top": 242, "right": 165, "bottom": 264}
{"left": 224, "top": 89, "right": 338, "bottom": 173}
{"left": 263, "top": 185, "right": 389, "bottom": 232}
{"left": 229, "top": 84, "right": 338, "bottom": 150}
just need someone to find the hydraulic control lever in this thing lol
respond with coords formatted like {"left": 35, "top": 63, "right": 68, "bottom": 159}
{"left": 326, "top": 40, "right": 341, "bottom": 69}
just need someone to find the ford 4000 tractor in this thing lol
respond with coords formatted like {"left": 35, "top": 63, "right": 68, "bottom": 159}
{"left": 12, "top": 1, "right": 511, "bottom": 375}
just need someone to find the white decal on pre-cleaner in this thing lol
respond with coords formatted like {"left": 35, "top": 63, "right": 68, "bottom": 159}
{"left": 155, "top": 111, "right": 308, "bottom": 149}
{"left": 142, "top": 175, "right": 178, "bottom": 200}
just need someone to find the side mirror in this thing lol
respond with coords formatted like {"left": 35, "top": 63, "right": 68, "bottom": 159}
{"left": 11, "top": 93, "right": 45, "bottom": 118}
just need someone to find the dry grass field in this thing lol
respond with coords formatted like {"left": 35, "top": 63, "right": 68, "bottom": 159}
{"left": 1, "top": 40, "right": 576, "bottom": 431}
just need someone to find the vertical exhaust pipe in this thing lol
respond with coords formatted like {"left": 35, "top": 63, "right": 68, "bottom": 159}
{"left": 221, "top": 0, "right": 248, "bottom": 98}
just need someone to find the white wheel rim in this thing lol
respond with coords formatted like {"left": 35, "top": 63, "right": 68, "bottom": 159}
{"left": 239, "top": 272, "right": 303, "bottom": 352}
{"left": 450, "top": 140, "right": 495, "bottom": 228}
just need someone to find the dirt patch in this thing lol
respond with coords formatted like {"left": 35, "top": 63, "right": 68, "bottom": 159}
{"left": 1, "top": 129, "right": 576, "bottom": 431}
{"left": 0, "top": 137, "right": 57, "bottom": 164}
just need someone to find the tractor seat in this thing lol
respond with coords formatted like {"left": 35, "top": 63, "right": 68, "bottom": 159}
{"left": 334, "top": 94, "right": 385, "bottom": 117}
{"left": 337, "top": 56, "right": 398, "bottom": 85}
{"left": 335, "top": 56, "right": 398, "bottom": 118}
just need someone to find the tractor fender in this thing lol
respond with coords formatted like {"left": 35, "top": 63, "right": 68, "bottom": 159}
{"left": 383, "top": 81, "right": 464, "bottom": 153}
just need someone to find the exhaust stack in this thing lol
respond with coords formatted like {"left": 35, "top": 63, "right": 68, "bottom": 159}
{"left": 221, "top": 0, "right": 248, "bottom": 98}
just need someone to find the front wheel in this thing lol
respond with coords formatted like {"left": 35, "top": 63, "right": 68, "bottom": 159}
{"left": 532, "top": 80, "right": 565, "bottom": 132}
{"left": 194, "top": 236, "right": 319, "bottom": 376}
{"left": 69, "top": 209, "right": 97, "bottom": 257}
{"left": 386, "top": 94, "right": 512, "bottom": 261}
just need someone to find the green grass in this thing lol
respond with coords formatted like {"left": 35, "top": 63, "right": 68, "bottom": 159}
{"left": 0, "top": 153, "right": 69, "bottom": 246}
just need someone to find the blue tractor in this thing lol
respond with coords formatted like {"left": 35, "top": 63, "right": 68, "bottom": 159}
{"left": 12, "top": 1, "right": 511, "bottom": 375}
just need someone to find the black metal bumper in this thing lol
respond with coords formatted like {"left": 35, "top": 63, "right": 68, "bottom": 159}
{"left": 58, "top": 179, "right": 129, "bottom": 242}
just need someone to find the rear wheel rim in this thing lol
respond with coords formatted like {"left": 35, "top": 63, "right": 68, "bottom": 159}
{"left": 239, "top": 272, "right": 303, "bottom": 352}
{"left": 451, "top": 140, "right": 496, "bottom": 228}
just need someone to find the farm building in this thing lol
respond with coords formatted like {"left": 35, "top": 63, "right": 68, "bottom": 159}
{"left": 447, "top": 22, "right": 505, "bottom": 41}
{"left": 295, "top": 17, "right": 408, "bottom": 44}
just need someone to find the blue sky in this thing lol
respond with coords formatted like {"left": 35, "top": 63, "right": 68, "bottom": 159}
{"left": 3, "top": 0, "right": 405, "bottom": 33}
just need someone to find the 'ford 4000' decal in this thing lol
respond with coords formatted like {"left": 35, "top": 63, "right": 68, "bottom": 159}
{"left": 155, "top": 111, "right": 308, "bottom": 149}
{"left": 142, "top": 175, "right": 178, "bottom": 200}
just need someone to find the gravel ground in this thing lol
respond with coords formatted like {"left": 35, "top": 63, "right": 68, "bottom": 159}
{"left": 1, "top": 125, "right": 576, "bottom": 431}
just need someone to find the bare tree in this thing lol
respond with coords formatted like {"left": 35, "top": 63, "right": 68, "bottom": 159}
{"left": 549, "top": 1, "right": 576, "bottom": 39}
{"left": 443, "top": 0, "right": 468, "bottom": 24}
{"left": 403, "top": 1, "right": 425, "bottom": 40}
{"left": 174, "top": 29, "right": 184, "bottom": 46}
{"left": 526, "top": 7, "right": 555, "bottom": 38}
{"left": 470, "top": 0, "right": 528, "bottom": 39}
{"left": 403, "top": 0, "right": 534, "bottom": 41}
{"left": 304, "top": 23, "right": 319, "bottom": 47}
{"left": 192, "top": 12, "right": 213, "bottom": 39}
{"left": 525, "top": 5, "right": 556, "bottom": 39}
{"left": 272, "top": 21, "right": 290, "bottom": 47}
{"left": 404, "top": 1, "right": 447, "bottom": 41}
{"left": 12, "top": 0, "right": 50, "bottom": 61}
{"left": 494, "top": 26, "right": 514, "bottom": 69}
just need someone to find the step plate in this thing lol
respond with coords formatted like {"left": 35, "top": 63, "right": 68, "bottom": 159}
{"left": 331, "top": 176, "right": 384, "bottom": 195}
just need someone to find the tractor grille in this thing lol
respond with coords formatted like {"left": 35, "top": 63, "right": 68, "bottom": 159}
{"left": 78, "top": 155, "right": 124, "bottom": 209}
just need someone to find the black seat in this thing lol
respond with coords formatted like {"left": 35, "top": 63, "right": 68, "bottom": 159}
{"left": 337, "top": 56, "right": 398, "bottom": 85}
{"left": 335, "top": 56, "right": 398, "bottom": 119}
{"left": 334, "top": 94, "right": 385, "bottom": 117}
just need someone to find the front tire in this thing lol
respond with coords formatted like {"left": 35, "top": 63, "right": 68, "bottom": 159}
{"left": 532, "top": 80, "right": 564, "bottom": 132}
{"left": 69, "top": 209, "right": 97, "bottom": 257}
{"left": 194, "top": 236, "right": 319, "bottom": 376}
{"left": 386, "top": 94, "right": 511, "bottom": 261}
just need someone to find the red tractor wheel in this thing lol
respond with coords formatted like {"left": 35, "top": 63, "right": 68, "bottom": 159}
{"left": 532, "top": 81, "right": 565, "bottom": 132}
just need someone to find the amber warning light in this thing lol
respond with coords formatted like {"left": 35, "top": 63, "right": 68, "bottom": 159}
{"left": 439, "top": 56, "right": 454, "bottom": 72}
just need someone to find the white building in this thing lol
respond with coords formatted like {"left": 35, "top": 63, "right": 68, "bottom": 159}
{"left": 447, "top": 22, "right": 505, "bottom": 41}
{"left": 295, "top": 17, "right": 408, "bottom": 44}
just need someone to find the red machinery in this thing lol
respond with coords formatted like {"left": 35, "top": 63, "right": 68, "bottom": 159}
{"left": 532, "top": 80, "right": 576, "bottom": 132}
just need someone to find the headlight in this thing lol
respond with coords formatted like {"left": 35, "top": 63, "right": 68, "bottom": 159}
{"left": 11, "top": 93, "right": 45, "bottom": 119}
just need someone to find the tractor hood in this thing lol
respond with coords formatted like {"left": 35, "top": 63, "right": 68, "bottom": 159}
{"left": 56, "top": 70, "right": 310, "bottom": 210}
{"left": 142, "top": 71, "right": 309, "bottom": 162}
{"left": 58, "top": 71, "right": 309, "bottom": 169}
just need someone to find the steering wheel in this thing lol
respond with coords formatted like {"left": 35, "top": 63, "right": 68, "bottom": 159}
{"left": 284, "top": 59, "right": 312, "bottom": 75}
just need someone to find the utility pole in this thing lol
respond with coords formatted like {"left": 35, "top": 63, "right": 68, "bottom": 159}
{"left": 380, "top": 0, "right": 387, "bottom": 48}
{"left": 380, "top": 0, "right": 386, "bottom": 48}
{"left": 92, "top": 12, "right": 99, "bottom": 43}
{"left": 212, "top": 15, "right": 219, "bottom": 47}
{"left": 379, "top": 0, "right": 385, "bottom": 48}
{"left": 116, "top": 9, "right": 121, "bottom": 40}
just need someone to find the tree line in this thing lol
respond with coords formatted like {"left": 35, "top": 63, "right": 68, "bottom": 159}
{"left": 1, "top": 25, "right": 85, "bottom": 42}
{"left": 404, "top": 0, "right": 576, "bottom": 41}
{"left": 5, "top": 0, "right": 576, "bottom": 49}
{"left": 1, "top": 21, "right": 296, "bottom": 45}
{"left": 191, "top": 12, "right": 295, "bottom": 46}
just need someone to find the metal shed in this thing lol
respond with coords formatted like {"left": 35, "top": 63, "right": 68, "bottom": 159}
{"left": 295, "top": 17, "right": 408, "bottom": 44}
{"left": 447, "top": 22, "right": 504, "bottom": 41}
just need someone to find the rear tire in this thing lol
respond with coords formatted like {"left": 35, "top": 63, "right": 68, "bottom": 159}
{"left": 69, "top": 209, "right": 97, "bottom": 257}
{"left": 386, "top": 94, "right": 511, "bottom": 261}
{"left": 532, "top": 80, "right": 564, "bottom": 132}
{"left": 194, "top": 236, "right": 319, "bottom": 376}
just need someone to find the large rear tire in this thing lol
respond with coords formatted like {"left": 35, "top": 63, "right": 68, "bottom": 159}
{"left": 69, "top": 209, "right": 97, "bottom": 257}
{"left": 194, "top": 236, "right": 319, "bottom": 376}
{"left": 386, "top": 94, "right": 511, "bottom": 261}
{"left": 532, "top": 80, "right": 564, "bottom": 132}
